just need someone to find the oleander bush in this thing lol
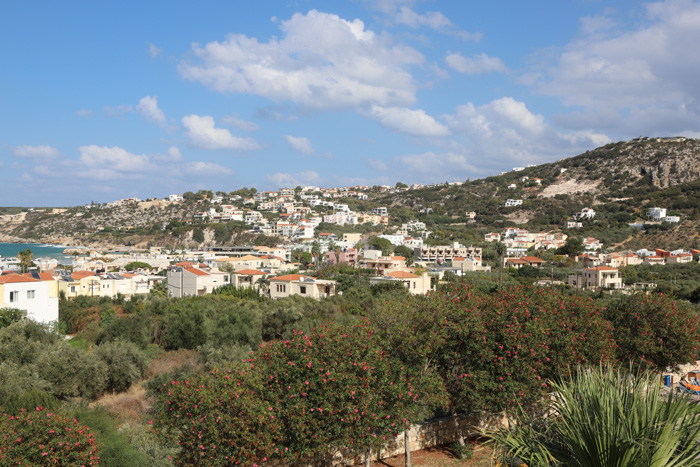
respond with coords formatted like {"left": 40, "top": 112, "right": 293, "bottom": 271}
{"left": 0, "top": 407, "right": 102, "bottom": 466}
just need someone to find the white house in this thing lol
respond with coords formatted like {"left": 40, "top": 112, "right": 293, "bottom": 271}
{"left": 0, "top": 273, "right": 58, "bottom": 324}
{"left": 648, "top": 207, "right": 667, "bottom": 221}
{"left": 505, "top": 199, "right": 523, "bottom": 207}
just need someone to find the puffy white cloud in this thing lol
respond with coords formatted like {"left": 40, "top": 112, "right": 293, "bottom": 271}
{"left": 12, "top": 145, "right": 60, "bottom": 159}
{"left": 136, "top": 95, "right": 167, "bottom": 125}
{"left": 532, "top": 0, "right": 700, "bottom": 133}
{"left": 178, "top": 10, "right": 423, "bottom": 110}
{"left": 182, "top": 114, "right": 260, "bottom": 150}
{"left": 78, "top": 145, "right": 154, "bottom": 172}
{"left": 266, "top": 170, "right": 322, "bottom": 187}
{"left": 221, "top": 113, "right": 260, "bottom": 131}
{"left": 168, "top": 146, "right": 182, "bottom": 160}
{"left": 284, "top": 135, "right": 315, "bottom": 155}
{"left": 394, "top": 151, "right": 479, "bottom": 179}
{"left": 366, "top": 105, "right": 450, "bottom": 136}
{"left": 148, "top": 42, "right": 162, "bottom": 58}
{"left": 76, "top": 109, "right": 93, "bottom": 118}
{"left": 444, "top": 97, "right": 610, "bottom": 166}
{"left": 446, "top": 52, "right": 508, "bottom": 75}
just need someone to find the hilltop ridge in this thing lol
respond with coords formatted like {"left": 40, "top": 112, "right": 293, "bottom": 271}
{"left": 2, "top": 137, "right": 700, "bottom": 251}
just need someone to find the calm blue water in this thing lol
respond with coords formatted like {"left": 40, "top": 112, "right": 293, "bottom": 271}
{"left": 0, "top": 242, "right": 73, "bottom": 260}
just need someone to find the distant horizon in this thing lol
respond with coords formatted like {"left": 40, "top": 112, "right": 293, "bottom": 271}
{"left": 3, "top": 1, "right": 700, "bottom": 206}
{"left": 0, "top": 133, "right": 695, "bottom": 208}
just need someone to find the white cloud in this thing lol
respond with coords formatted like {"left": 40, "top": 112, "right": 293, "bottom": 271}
{"left": 185, "top": 161, "right": 233, "bottom": 175}
{"left": 103, "top": 104, "right": 133, "bottom": 118}
{"left": 366, "top": 105, "right": 450, "bottom": 136}
{"left": 395, "top": 6, "right": 452, "bottom": 29}
{"left": 532, "top": 0, "right": 700, "bottom": 134}
{"left": 446, "top": 52, "right": 508, "bottom": 75}
{"left": 367, "top": 159, "right": 388, "bottom": 171}
{"left": 365, "top": 1, "right": 481, "bottom": 40}
{"left": 78, "top": 145, "right": 154, "bottom": 172}
{"left": 182, "top": 114, "right": 260, "bottom": 150}
{"left": 266, "top": 170, "right": 322, "bottom": 187}
{"left": 178, "top": 10, "right": 423, "bottom": 110}
{"left": 284, "top": 135, "right": 315, "bottom": 155}
{"left": 221, "top": 114, "right": 260, "bottom": 131}
{"left": 76, "top": 109, "right": 93, "bottom": 118}
{"left": 444, "top": 97, "right": 610, "bottom": 166}
{"left": 136, "top": 95, "right": 167, "bottom": 125}
{"left": 12, "top": 145, "right": 60, "bottom": 159}
{"left": 394, "top": 151, "right": 479, "bottom": 178}
{"left": 167, "top": 146, "right": 183, "bottom": 161}
{"left": 148, "top": 42, "right": 162, "bottom": 58}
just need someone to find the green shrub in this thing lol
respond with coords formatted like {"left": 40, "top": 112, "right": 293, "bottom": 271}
{"left": 95, "top": 340, "right": 148, "bottom": 393}
{"left": 36, "top": 343, "right": 108, "bottom": 399}
{"left": 1, "top": 389, "right": 59, "bottom": 414}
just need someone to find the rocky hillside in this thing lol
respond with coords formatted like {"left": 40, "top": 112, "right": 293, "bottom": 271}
{"left": 2, "top": 137, "right": 700, "bottom": 251}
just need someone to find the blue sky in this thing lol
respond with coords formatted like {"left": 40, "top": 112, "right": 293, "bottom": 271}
{"left": 3, "top": 0, "right": 700, "bottom": 206}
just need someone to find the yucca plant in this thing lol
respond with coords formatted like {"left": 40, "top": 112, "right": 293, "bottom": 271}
{"left": 492, "top": 366, "right": 700, "bottom": 467}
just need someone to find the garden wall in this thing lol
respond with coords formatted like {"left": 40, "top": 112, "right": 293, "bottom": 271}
{"left": 262, "top": 412, "right": 509, "bottom": 466}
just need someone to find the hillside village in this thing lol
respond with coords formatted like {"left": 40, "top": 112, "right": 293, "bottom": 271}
{"left": 5, "top": 138, "right": 700, "bottom": 326}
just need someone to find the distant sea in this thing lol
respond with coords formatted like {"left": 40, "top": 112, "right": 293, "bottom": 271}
{"left": 0, "top": 242, "right": 73, "bottom": 261}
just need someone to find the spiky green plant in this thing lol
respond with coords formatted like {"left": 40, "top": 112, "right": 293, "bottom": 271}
{"left": 492, "top": 366, "right": 700, "bottom": 467}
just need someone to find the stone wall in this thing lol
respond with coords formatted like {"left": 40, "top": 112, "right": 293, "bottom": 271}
{"left": 262, "top": 412, "right": 508, "bottom": 467}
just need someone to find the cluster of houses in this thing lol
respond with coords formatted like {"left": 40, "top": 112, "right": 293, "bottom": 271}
{"left": 485, "top": 228, "right": 603, "bottom": 254}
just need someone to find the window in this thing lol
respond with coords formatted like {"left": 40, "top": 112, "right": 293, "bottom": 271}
{"left": 27, "top": 290, "right": 36, "bottom": 299}
{"left": 325, "top": 285, "right": 331, "bottom": 294}
{"left": 300, "top": 286, "right": 306, "bottom": 294}
{"left": 70, "top": 286, "right": 77, "bottom": 293}
{"left": 9, "top": 291, "right": 18, "bottom": 302}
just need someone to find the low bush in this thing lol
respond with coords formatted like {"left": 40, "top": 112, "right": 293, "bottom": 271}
{"left": 0, "top": 407, "right": 102, "bottom": 466}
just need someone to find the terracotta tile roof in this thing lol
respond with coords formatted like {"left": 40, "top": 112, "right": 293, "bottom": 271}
{"left": 521, "top": 256, "right": 545, "bottom": 263}
{"left": 21, "top": 273, "right": 55, "bottom": 282}
{"left": 587, "top": 266, "right": 618, "bottom": 271}
{"left": 387, "top": 271, "right": 419, "bottom": 278}
{"left": 235, "top": 255, "right": 262, "bottom": 261}
{"left": 72, "top": 271, "right": 96, "bottom": 280}
{"left": 234, "top": 269, "right": 267, "bottom": 275}
{"left": 505, "top": 258, "right": 528, "bottom": 264}
{"left": 0, "top": 274, "right": 40, "bottom": 284}
{"left": 176, "top": 261, "right": 195, "bottom": 267}
{"left": 120, "top": 273, "right": 138, "bottom": 278}
{"left": 390, "top": 256, "right": 406, "bottom": 261}
{"left": 270, "top": 274, "right": 306, "bottom": 281}
{"left": 185, "top": 267, "right": 209, "bottom": 276}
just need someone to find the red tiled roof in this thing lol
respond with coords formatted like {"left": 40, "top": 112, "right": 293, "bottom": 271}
{"left": 185, "top": 267, "right": 209, "bottom": 276}
{"left": 270, "top": 274, "right": 305, "bottom": 281}
{"left": 387, "top": 271, "right": 419, "bottom": 278}
{"left": 176, "top": 261, "right": 195, "bottom": 267}
{"left": 72, "top": 271, "right": 96, "bottom": 280}
{"left": 234, "top": 269, "right": 267, "bottom": 275}
{"left": 21, "top": 273, "right": 55, "bottom": 282}
{"left": 587, "top": 266, "right": 618, "bottom": 271}
{"left": 0, "top": 274, "right": 39, "bottom": 284}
